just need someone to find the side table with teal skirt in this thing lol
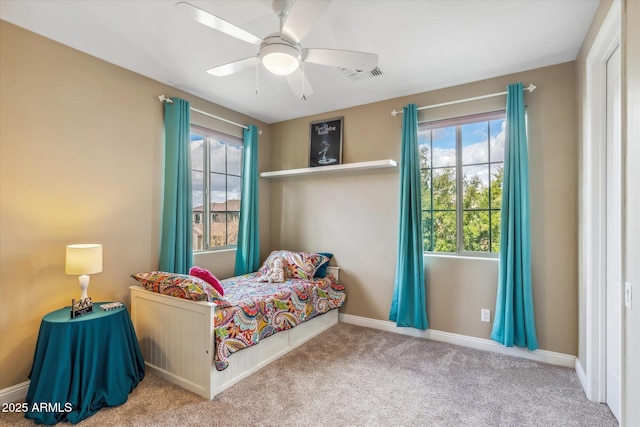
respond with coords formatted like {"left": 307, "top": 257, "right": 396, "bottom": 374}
{"left": 25, "top": 303, "right": 145, "bottom": 425}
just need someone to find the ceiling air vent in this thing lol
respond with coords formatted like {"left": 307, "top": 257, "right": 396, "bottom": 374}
{"left": 341, "top": 66, "right": 383, "bottom": 81}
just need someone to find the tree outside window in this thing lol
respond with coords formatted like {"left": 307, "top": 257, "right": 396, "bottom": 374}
{"left": 420, "top": 111, "right": 505, "bottom": 255}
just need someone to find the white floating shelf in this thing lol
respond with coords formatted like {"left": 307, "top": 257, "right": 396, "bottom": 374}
{"left": 260, "top": 159, "right": 397, "bottom": 179}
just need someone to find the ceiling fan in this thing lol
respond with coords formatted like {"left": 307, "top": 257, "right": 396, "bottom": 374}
{"left": 176, "top": 0, "right": 378, "bottom": 99}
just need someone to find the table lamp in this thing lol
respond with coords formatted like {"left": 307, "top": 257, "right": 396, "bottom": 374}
{"left": 65, "top": 244, "right": 102, "bottom": 302}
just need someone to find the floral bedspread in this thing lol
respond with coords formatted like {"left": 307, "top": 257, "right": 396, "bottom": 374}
{"left": 213, "top": 273, "right": 345, "bottom": 371}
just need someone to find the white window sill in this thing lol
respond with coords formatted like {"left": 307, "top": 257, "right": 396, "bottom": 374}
{"left": 194, "top": 247, "right": 237, "bottom": 255}
{"left": 424, "top": 253, "right": 499, "bottom": 262}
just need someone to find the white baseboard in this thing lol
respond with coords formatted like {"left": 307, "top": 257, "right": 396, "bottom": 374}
{"left": 338, "top": 313, "right": 576, "bottom": 368}
{"left": 575, "top": 357, "right": 589, "bottom": 398}
{"left": 0, "top": 381, "right": 29, "bottom": 405}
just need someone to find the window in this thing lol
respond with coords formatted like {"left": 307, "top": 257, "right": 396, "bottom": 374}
{"left": 420, "top": 111, "right": 505, "bottom": 255}
{"left": 190, "top": 125, "right": 243, "bottom": 252}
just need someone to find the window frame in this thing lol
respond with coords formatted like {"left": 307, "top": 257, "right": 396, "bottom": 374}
{"left": 420, "top": 110, "right": 506, "bottom": 258}
{"left": 190, "top": 124, "right": 243, "bottom": 253}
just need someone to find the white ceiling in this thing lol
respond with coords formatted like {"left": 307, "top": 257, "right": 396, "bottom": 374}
{"left": 0, "top": 0, "right": 599, "bottom": 124}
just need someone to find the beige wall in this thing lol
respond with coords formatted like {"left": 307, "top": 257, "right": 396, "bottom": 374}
{"left": 0, "top": 21, "right": 271, "bottom": 389}
{"left": 269, "top": 61, "right": 579, "bottom": 355}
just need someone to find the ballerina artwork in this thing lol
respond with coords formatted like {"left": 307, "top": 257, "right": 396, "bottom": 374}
{"left": 317, "top": 140, "right": 337, "bottom": 165}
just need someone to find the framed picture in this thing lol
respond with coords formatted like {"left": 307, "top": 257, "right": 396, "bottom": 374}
{"left": 309, "top": 117, "right": 343, "bottom": 167}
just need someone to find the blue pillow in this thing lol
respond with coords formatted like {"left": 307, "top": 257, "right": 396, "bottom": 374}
{"left": 314, "top": 252, "right": 333, "bottom": 278}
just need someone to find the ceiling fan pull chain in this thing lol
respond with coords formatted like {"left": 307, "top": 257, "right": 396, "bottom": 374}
{"left": 256, "top": 58, "right": 259, "bottom": 95}
{"left": 301, "top": 62, "right": 307, "bottom": 101}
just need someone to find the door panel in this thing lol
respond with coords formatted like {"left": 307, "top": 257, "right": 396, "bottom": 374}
{"left": 605, "top": 45, "right": 621, "bottom": 422}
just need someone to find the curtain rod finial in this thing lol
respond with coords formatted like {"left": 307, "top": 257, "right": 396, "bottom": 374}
{"left": 525, "top": 84, "right": 536, "bottom": 93}
{"left": 391, "top": 110, "right": 399, "bottom": 117}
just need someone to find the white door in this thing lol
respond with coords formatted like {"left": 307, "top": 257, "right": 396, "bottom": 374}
{"left": 605, "top": 44, "right": 622, "bottom": 422}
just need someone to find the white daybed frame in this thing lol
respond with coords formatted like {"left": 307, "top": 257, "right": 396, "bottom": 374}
{"left": 129, "top": 266, "right": 340, "bottom": 400}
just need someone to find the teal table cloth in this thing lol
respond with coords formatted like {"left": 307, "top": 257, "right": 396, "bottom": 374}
{"left": 25, "top": 303, "right": 145, "bottom": 425}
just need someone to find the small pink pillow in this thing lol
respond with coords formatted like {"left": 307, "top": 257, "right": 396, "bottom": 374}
{"left": 189, "top": 266, "right": 224, "bottom": 296}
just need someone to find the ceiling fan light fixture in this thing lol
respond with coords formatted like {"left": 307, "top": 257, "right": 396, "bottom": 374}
{"left": 262, "top": 52, "right": 298, "bottom": 76}
{"left": 260, "top": 38, "right": 301, "bottom": 76}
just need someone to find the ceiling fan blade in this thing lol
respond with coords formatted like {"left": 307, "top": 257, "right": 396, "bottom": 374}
{"left": 281, "top": 0, "right": 331, "bottom": 44}
{"left": 303, "top": 48, "right": 378, "bottom": 71}
{"left": 176, "top": 2, "right": 262, "bottom": 46}
{"left": 207, "top": 57, "right": 258, "bottom": 77}
{"left": 285, "top": 68, "right": 314, "bottom": 100}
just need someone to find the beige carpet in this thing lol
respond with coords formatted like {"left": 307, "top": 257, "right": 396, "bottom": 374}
{"left": 1, "top": 323, "right": 616, "bottom": 426}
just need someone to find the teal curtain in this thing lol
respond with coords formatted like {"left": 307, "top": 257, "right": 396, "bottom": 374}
{"left": 389, "top": 104, "right": 428, "bottom": 330}
{"left": 234, "top": 125, "right": 260, "bottom": 275}
{"left": 159, "top": 98, "right": 193, "bottom": 274}
{"left": 491, "top": 83, "right": 538, "bottom": 350}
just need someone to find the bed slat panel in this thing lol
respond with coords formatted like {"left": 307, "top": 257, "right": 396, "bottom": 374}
{"left": 130, "top": 286, "right": 215, "bottom": 397}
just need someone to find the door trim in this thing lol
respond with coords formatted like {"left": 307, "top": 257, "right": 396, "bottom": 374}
{"left": 580, "top": 0, "right": 621, "bottom": 404}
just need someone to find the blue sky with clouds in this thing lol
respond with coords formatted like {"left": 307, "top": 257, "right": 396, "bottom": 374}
{"left": 419, "top": 118, "right": 505, "bottom": 186}
{"left": 190, "top": 134, "right": 243, "bottom": 208}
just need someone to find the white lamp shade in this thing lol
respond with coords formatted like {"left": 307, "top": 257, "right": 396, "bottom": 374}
{"left": 65, "top": 244, "right": 103, "bottom": 275}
